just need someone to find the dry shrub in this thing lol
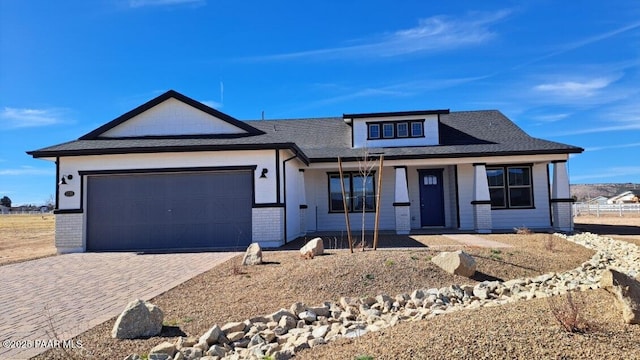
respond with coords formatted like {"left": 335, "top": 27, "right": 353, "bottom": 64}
{"left": 544, "top": 234, "right": 556, "bottom": 252}
{"left": 43, "top": 306, "right": 92, "bottom": 359}
{"left": 514, "top": 226, "right": 533, "bottom": 235}
{"left": 231, "top": 264, "right": 246, "bottom": 276}
{"left": 301, "top": 250, "right": 314, "bottom": 260}
{"left": 547, "top": 291, "right": 591, "bottom": 333}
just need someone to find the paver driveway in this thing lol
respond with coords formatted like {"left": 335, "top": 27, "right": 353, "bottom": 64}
{"left": 0, "top": 251, "right": 239, "bottom": 359}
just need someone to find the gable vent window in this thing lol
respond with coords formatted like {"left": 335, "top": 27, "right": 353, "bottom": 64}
{"left": 487, "top": 165, "right": 534, "bottom": 209}
{"left": 367, "top": 121, "right": 425, "bottom": 140}
{"left": 397, "top": 122, "right": 409, "bottom": 137}
{"left": 382, "top": 123, "right": 394, "bottom": 138}
{"left": 368, "top": 124, "right": 380, "bottom": 139}
{"left": 411, "top": 122, "right": 424, "bottom": 137}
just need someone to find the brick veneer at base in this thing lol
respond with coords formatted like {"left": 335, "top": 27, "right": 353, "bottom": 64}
{"left": 252, "top": 207, "right": 285, "bottom": 247}
{"left": 552, "top": 202, "right": 573, "bottom": 232}
{"left": 394, "top": 206, "right": 411, "bottom": 234}
{"left": 55, "top": 213, "right": 84, "bottom": 253}
{"left": 473, "top": 204, "right": 493, "bottom": 233}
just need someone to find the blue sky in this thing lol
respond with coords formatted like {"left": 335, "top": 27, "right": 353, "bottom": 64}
{"left": 1, "top": 0, "right": 639, "bottom": 205}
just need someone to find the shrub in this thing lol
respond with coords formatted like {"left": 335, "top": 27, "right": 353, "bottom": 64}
{"left": 547, "top": 291, "right": 591, "bottom": 333}
{"left": 514, "top": 226, "right": 533, "bottom": 235}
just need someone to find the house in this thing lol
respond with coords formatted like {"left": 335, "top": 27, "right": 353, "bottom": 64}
{"left": 586, "top": 196, "right": 608, "bottom": 205}
{"left": 28, "top": 90, "right": 583, "bottom": 253}
{"left": 607, "top": 190, "right": 640, "bottom": 204}
{"left": 0, "top": 205, "right": 8, "bottom": 214}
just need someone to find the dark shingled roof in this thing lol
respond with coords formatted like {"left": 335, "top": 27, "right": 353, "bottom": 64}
{"left": 27, "top": 93, "right": 583, "bottom": 162}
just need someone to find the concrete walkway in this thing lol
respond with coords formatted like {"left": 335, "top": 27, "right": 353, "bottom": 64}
{"left": 442, "top": 234, "right": 514, "bottom": 248}
{"left": 0, "top": 251, "right": 239, "bottom": 359}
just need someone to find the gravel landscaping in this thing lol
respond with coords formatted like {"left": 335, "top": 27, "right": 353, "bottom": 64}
{"left": 35, "top": 233, "right": 620, "bottom": 359}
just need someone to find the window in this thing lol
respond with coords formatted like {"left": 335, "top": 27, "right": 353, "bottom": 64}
{"left": 397, "top": 122, "right": 408, "bottom": 137}
{"left": 423, "top": 175, "right": 438, "bottom": 185}
{"left": 487, "top": 166, "right": 533, "bottom": 209}
{"left": 367, "top": 120, "right": 425, "bottom": 140}
{"left": 382, "top": 123, "right": 394, "bottom": 138}
{"left": 328, "top": 172, "right": 376, "bottom": 212}
{"left": 411, "top": 122, "right": 423, "bottom": 137}
{"left": 368, "top": 124, "right": 380, "bottom": 139}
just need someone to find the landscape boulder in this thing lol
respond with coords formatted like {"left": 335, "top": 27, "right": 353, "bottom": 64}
{"left": 300, "top": 237, "right": 324, "bottom": 257}
{"left": 431, "top": 250, "right": 476, "bottom": 278}
{"left": 601, "top": 268, "right": 640, "bottom": 324}
{"left": 111, "top": 299, "right": 164, "bottom": 339}
{"left": 242, "top": 243, "right": 263, "bottom": 266}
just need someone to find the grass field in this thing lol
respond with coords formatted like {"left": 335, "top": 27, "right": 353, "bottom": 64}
{"left": 0, "top": 214, "right": 56, "bottom": 265}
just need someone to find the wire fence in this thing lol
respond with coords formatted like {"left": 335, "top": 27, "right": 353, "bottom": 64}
{"left": 573, "top": 203, "right": 640, "bottom": 217}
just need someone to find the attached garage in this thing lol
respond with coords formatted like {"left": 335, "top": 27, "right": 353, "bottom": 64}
{"left": 86, "top": 169, "right": 253, "bottom": 251}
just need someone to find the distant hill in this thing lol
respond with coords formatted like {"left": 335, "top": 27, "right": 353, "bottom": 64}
{"left": 571, "top": 183, "right": 640, "bottom": 202}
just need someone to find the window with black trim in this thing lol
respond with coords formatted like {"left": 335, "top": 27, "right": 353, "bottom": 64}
{"left": 328, "top": 172, "right": 376, "bottom": 212}
{"left": 382, "top": 123, "right": 394, "bottom": 138}
{"left": 368, "top": 124, "right": 380, "bottom": 139}
{"left": 367, "top": 121, "right": 424, "bottom": 140}
{"left": 487, "top": 166, "right": 533, "bottom": 209}
{"left": 411, "top": 121, "right": 423, "bottom": 137}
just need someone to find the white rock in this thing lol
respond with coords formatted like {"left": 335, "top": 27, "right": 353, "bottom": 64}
{"left": 242, "top": 243, "right": 262, "bottom": 266}
{"left": 431, "top": 250, "right": 476, "bottom": 277}
{"left": 300, "top": 237, "right": 324, "bottom": 257}
{"left": 111, "top": 299, "right": 164, "bottom": 339}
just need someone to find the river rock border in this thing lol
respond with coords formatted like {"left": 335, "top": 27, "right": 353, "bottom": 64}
{"left": 133, "top": 233, "right": 640, "bottom": 360}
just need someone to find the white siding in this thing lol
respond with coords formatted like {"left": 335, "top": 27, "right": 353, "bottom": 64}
{"left": 491, "top": 163, "right": 551, "bottom": 229}
{"left": 58, "top": 150, "right": 278, "bottom": 210}
{"left": 304, "top": 166, "right": 396, "bottom": 232}
{"left": 458, "top": 163, "right": 552, "bottom": 230}
{"left": 101, "top": 98, "right": 246, "bottom": 137}
{"left": 457, "top": 164, "right": 475, "bottom": 230}
{"left": 284, "top": 157, "right": 306, "bottom": 241}
{"left": 351, "top": 115, "right": 439, "bottom": 148}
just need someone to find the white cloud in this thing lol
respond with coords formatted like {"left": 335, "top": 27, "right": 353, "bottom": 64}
{"left": 201, "top": 100, "right": 222, "bottom": 109}
{"left": 0, "top": 167, "right": 54, "bottom": 176}
{"left": 531, "top": 113, "right": 570, "bottom": 123}
{"left": 585, "top": 142, "right": 640, "bottom": 152}
{"left": 129, "top": 0, "right": 205, "bottom": 8}
{"left": 0, "top": 107, "right": 66, "bottom": 129}
{"left": 572, "top": 166, "right": 640, "bottom": 181}
{"left": 249, "top": 10, "right": 511, "bottom": 61}
{"left": 513, "top": 20, "right": 640, "bottom": 70}
{"left": 533, "top": 78, "right": 614, "bottom": 97}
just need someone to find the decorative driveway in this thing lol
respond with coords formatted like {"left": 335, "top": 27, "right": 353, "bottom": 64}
{"left": 0, "top": 251, "right": 239, "bottom": 359}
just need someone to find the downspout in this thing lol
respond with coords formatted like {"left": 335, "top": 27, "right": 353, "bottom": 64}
{"left": 55, "top": 157, "right": 60, "bottom": 210}
{"left": 282, "top": 150, "right": 301, "bottom": 244}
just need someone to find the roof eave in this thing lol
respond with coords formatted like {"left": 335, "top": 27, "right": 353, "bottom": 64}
{"left": 308, "top": 148, "right": 584, "bottom": 163}
{"left": 27, "top": 143, "right": 310, "bottom": 165}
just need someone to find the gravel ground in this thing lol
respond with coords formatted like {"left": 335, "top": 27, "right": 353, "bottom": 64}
{"left": 297, "top": 289, "right": 640, "bottom": 360}
{"left": 35, "top": 233, "right": 605, "bottom": 360}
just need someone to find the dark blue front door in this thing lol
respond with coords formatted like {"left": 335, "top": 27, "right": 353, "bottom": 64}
{"left": 419, "top": 169, "right": 445, "bottom": 227}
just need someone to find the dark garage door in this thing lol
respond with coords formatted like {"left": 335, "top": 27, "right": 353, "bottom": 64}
{"left": 87, "top": 170, "right": 252, "bottom": 251}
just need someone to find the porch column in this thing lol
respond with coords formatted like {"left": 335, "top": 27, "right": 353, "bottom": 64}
{"left": 393, "top": 166, "right": 411, "bottom": 234}
{"left": 551, "top": 161, "right": 574, "bottom": 232}
{"left": 299, "top": 169, "right": 307, "bottom": 235}
{"left": 472, "top": 163, "right": 492, "bottom": 233}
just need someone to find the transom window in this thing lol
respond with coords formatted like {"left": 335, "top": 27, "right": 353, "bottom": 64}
{"left": 367, "top": 121, "right": 424, "bottom": 140}
{"left": 328, "top": 172, "right": 376, "bottom": 213}
{"left": 487, "top": 166, "right": 533, "bottom": 209}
